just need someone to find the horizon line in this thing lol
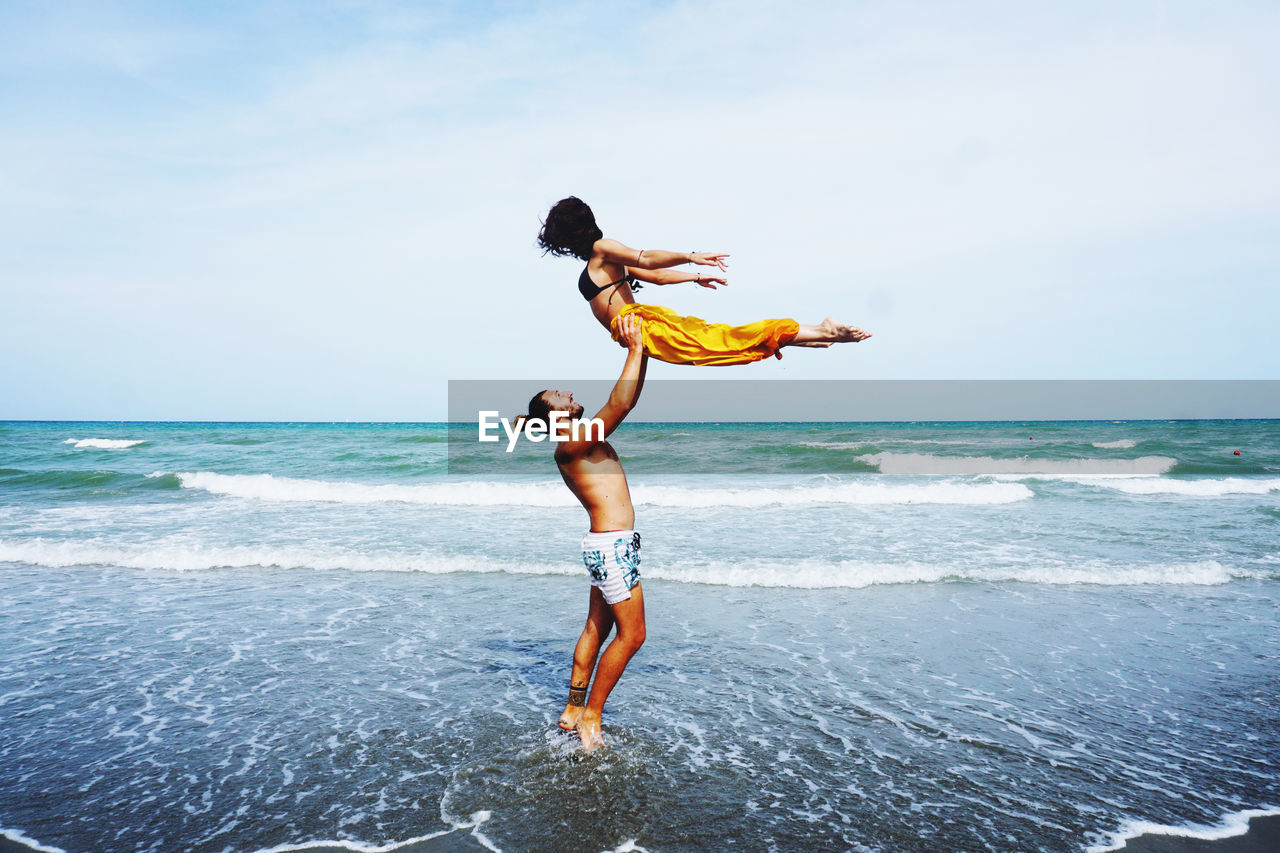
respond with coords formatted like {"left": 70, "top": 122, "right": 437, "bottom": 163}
{"left": 5, "top": 418, "right": 1280, "bottom": 426}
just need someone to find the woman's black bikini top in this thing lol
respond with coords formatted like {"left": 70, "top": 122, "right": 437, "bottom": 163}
{"left": 578, "top": 265, "right": 642, "bottom": 301}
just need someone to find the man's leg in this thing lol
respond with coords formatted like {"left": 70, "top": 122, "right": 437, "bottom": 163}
{"left": 577, "top": 583, "right": 646, "bottom": 750}
{"left": 559, "top": 587, "right": 615, "bottom": 731}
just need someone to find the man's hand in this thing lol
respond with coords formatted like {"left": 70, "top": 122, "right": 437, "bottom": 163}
{"left": 616, "top": 314, "right": 645, "bottom": 353}
{"left": 690, "top": 252, "right": 729, "bottom": 271}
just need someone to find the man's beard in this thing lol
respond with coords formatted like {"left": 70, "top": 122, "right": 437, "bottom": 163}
{"left": 570, "top": 402, "right": 585, "bottom": 419}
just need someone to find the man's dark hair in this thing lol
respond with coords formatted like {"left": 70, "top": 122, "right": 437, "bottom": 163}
{"left": 527, "top": 390, "right": 552, "bottom": 425}
{"left": 537, "top": 196, "right": 602, "bottom": 260}
{"left": 510, "top": 390, "right": 551, "bottom": 434}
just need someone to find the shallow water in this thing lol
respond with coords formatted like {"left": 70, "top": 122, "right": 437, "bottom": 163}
{"left": 2, "top": 568, "right": 1277, "bottom": 852}
{"left": 1, "top": 421, "right": 1278, "bottom": 851}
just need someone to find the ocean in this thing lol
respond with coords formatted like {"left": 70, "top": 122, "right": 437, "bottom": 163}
{"left": 1, "top": 419, "right": 1277, "bottom": 852}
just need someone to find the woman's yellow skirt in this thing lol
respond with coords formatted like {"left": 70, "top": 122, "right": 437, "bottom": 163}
{"left": 610, "top": 303, "right": 799, "bottom": 367}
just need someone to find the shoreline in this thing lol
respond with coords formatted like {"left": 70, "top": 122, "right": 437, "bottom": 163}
{"left": 1094, "top": 811, "right": 1280, "bottom": 853}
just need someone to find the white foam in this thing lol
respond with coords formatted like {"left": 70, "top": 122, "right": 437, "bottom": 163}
{"left": 1087, "top": 806, "right": 1280, "bottom": 853}
{"left": 0, "top": 540, "right": 1261, "bottom": 588}
{"left": 0, "top": 828, "right": 67, "bottom": 853}
{"left": 602, "top": 842, "right": 652, "bottom": 853}
{"left": 889, "top": 438, "right": 992, "bottom": 445}
{"left": 1074, "top": 477, "right": 1280, "bottom": 497}
{"left": 799, "top": 441, "right": 869, "bottom": 450}
{"left": 63, "top": 438, "right": 147, "bottom": 450}
{"left": 863, "top": 452, "right": 1175, "bottom": 476}
{"left": 0, "top": 539, "right": 577, "bottom": 578}
{"left": 632, "top": 481, "right": 1030, "bottom": 507}
{"left": 807, "top": 439, "right": 975, "bottom": 447}
{"left": 161, "top": 471, "right": 579, "bottom": 507}
{"left": 251, "top": 809, "right": 496, "bottom": 852}
{"left": 158, "top": 471, "right": 1033, "bottom": 507}
{"left": 1092, "top": 439, "right": 1136, "bottom": 449}
{"left": 251, "top": 830, "right": 455, "bottom": 852}
{"left": 654, "top": 558, "right": 1258, "bottom": 589}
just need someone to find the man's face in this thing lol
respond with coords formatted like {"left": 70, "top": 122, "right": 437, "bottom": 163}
{"left": 543, "top": 390, "right": 584, "bottom": 420}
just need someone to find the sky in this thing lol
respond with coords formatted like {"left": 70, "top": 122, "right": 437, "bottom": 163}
{"left": 2, "top": 0, "right": 1278, "bottom": 420}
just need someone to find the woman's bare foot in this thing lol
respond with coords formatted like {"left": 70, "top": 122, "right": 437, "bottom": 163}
{"left": 819, "top": 316, "right": 872, "bottom": 343}
{"left": 576, "top": 711, "right": 605, "bottom": 751}
{"left": 790, "top": 319, "right": 873, "bottom": 346}
{"left": 558, "top": 704, "right": 585, "bottom": 731}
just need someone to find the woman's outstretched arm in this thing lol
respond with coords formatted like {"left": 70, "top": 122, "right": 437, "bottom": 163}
{"left": 594, "top": 238, "right": 728, "bottom": 271}
{"left": 629, "top": 267, "right": 727, "bottom": 289}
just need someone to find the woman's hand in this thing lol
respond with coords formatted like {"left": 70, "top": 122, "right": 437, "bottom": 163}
{"left": 616, "top": 314, "right": 645, "bottom": 352}
{"left": 694, "top": 274, "right": 727, "bottom": 289}
{"left": 690, "top": 252, "right": 729, "bottom": 271}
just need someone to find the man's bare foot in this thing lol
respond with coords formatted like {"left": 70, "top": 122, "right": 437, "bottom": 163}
{"left": 576, "top": 711, "right": 604, "bottom": 751}
{"left": 819, "top": 316, "right": 872, "bottom": 343}
{"left": 558, "top": 704, "right": 585, "bottom": 731}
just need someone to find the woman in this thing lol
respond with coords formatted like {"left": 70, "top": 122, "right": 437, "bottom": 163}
{"left": 536, "top": 196, "right": 871, "bottom": 366}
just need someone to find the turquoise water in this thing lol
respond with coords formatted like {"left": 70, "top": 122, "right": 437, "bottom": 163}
{"left": 1, "top": 420, "right": 1278, "bottom": 851}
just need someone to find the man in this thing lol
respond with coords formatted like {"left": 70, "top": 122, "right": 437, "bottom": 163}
{"left": 522, "top": 314, "right": 648, "bottom": 750}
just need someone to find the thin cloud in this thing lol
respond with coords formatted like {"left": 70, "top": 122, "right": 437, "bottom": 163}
{"left": 1, "top": 1, "right": 1278, "bottom": 418}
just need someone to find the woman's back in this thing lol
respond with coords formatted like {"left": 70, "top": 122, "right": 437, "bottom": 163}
{"left": 580, "top": 256, "right": 637, "bottom": 329}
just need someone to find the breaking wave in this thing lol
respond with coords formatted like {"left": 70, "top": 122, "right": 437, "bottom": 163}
{"left": 1073, "top": 477, "right": 1280, "bottom": 497}
{"left": 862, "top": 452, "right": 1175, "bottom": 476}
{"left": 156, "top": 471, "right": 1033, "bottom": 507}
{"left": 0, "top": 540, "right": 1265, "bottom": 588}
{"left": 63, "top": 438, "right": 147, "bottom": 450}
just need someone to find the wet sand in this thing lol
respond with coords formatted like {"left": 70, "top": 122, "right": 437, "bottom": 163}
{"left": 1112, "top": 814, "right": 1280, "bottom": 853}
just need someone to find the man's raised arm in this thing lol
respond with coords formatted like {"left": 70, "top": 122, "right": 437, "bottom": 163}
{"left": 594, "top": 314, "right": 647, "bottom": 437}
{"left": 559, "top": 316, "right": 647, "bottom": 455}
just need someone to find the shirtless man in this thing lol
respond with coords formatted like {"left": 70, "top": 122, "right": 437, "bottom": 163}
{"left": 522, "top": 314, "right": 648, "bottom": 750}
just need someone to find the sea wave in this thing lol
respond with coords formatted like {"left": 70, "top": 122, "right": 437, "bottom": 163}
{"left": 653, "top": 558, "right": 1262, "bottom": 588}
{"left": 1087, "top": 807, "right": 1280, "bottom": 853}
{"left": 63, "top": 438, "right": 147, "bottom": 450}
{"left": 0, "top": 540, "right": 1265, "bottom": 587}
{"left": 863, "top": 452, "right": 1175, "bottom": 476}
{"left": 634, "top": 482, "right": 1030, "bottom": 507}
{"left": 1091, "top": 439, "right": 1136, "bottom": 449}
{"left": 0, "top": 540, "right": 560, "bottom": 576}
{"left": 0, "top": 827, "right": 66, "bottom": 853}
{"left": 806, "top": 439, "right": 975, "bottom": 447}
{"left": 0, "top": 469, "right": 179, "bottom": 492}
{"left": 249, "top": 810, "right": 495, "bottom": 853}
{"left": 156, "top": 471, "right": 1032, "bottom": 507}
{"left": 798, "top": 441, "right": 870, "bottom": 450}
{"left": 1071, "top": 477, "right": 1280, "bottom": 497}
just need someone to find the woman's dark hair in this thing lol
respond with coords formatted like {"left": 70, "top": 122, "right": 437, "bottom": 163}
{"left": 537, "top": 196, "right": 602, "bottom": 260}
